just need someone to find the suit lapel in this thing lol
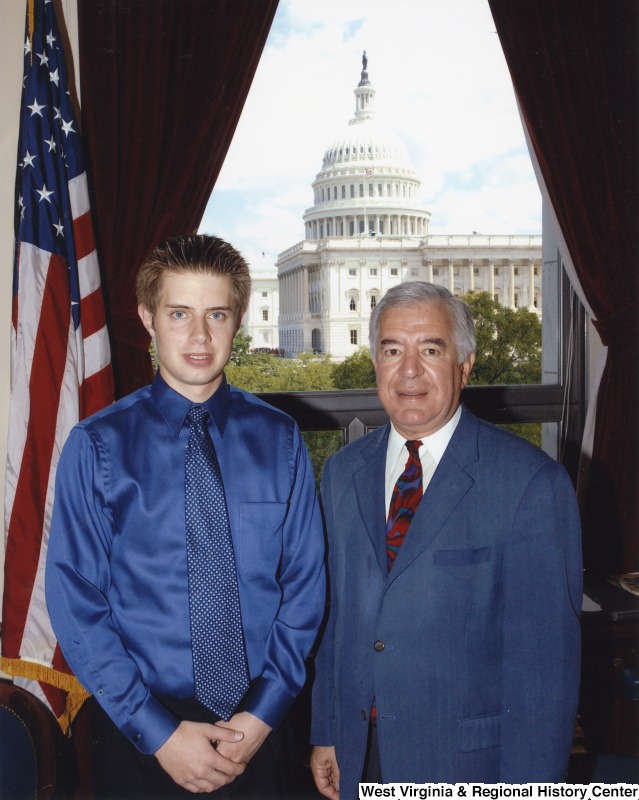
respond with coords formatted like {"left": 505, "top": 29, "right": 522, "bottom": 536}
{"left": 352, "top": 425, "right": 390, "bottom": 575}
{"left": 387, "top": 406, "right": 481, "bottom": 581}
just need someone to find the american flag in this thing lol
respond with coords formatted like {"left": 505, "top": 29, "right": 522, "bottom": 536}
{"left": 1, "top": 0, "right": 114, "bottom": 729}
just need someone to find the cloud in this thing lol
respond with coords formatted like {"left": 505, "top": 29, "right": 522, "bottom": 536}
{"left": 199, "top": 0, "right": 542, "bottom": 270}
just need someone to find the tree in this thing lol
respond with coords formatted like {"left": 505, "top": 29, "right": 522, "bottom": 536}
{"left": 462, "top": 291, "right": 542, "bottom": 447}
{"left": 225, "top": 352, "right": 334, "bottom": 393}
{"left": 229, "top": 330, "right": 253, "bottom": 365}
{"left": 461, "top": 292, "right": 541, "bottom": 386}
{"left": 331, "top": 347, "right": 376, "bottom": 389}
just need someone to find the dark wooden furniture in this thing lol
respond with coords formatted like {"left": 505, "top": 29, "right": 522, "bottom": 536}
{"left": 580, "top": 582, "right": 639, "bottom": 758}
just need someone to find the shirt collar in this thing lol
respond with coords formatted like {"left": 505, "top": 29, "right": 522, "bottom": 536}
{"left": 150, "top": 371, "right": 231, "bottom": 439}
{"left": 387, "top": 404, "right": 462, "bottom": 468}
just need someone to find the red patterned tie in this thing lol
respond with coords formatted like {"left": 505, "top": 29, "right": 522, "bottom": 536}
{"left": 386, "top": 440, "right": 423, "bottom": 571}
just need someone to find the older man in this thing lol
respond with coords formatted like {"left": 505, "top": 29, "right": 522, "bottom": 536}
{"left": 311, "top": 282, "right": 582, "bottom": 798}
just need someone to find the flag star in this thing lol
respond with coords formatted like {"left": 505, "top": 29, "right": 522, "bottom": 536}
{"left": 37, "top": 184, "right": 54, "bottom": 203}
{"left": 54, "top": 220, "right": 65, "bottom": 237}
{"left": 22, "top": 150, "right": 37, "bottom": 168}
{"left": 54, "top": 106, "right": 62, "bottom": 120}
{"left": 37, "top": 50, "right": 49, "bottom": 66}
{"left": 44, "top": 137, "right": 56, "bottom": 153}
{"left": 49, "top": 68, "right": 60, "bottom": 86}
{"left": 61, "top": 118, "right": 75, "bottom": 137}
{"left": 28, "top": 98, "right": 45, "bottom": 117}
{"left": 24, "top": 36, "right": 31, "bottom": 56}
{"left": 46, "top": 30, "right": 57, "bottom": 48}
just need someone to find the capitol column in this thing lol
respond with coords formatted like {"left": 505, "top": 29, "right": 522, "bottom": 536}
{"left": 528, "top": 259, "right": 535, "bottom": 310}
{"left": 448, "top": 260, "right": 455, "bottom": 294}
{"left": 488, "top": 260, "right": 495, "bottom": 300}
{"left": 425, "top": 259, "right": 433, "bottom": 283}
{"left": 508, "top": 261, "right": 515, "bottom": 308}
{"left": 468, "top": 260, "right": 475, "bottom": 293}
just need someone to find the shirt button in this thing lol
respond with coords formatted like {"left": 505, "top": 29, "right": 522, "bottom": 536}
{"left": 360, "top": 709, "right": 368, "bottom": 721}
{"left": 373, "top": 640, "right": 385, "bottom": 652}
{"left": 132, "top": 734, "right": 141, "bottom": 744}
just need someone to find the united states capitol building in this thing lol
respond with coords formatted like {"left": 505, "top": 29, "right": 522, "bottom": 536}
{"left": 245, "top": 54, "right": 541, "bottom": 360}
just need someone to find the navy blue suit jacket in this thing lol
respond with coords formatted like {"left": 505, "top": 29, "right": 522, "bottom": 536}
{"left": 311, "top": 406, "right": 582, "bottom": 797}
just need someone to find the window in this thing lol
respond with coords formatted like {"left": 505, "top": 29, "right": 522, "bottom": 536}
{"left": 359, "top": 184, "right": 364, "bottom": 197}
{"left": 262, "top": 309, "right": 269, "bottom": 321}
{"left": 369, "top": 184, "right": 373, "bottom": 197}
{"left": 370, "top": 268, "right": 377, "bottom": 276}
{"left": 262, "top": 291, "right": 268, "bottom": 297}
{"left": 411, "top": 267, "right": 418, "bottom": 276}
{"left": 202, "top": 7, "right": 585, "bottom": 476}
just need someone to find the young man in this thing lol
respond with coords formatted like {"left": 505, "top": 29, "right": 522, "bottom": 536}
{"left": 311, "top": 282, "right": 582, "bottom": 798}
{"left": 46, "top": 234, "right": 325, "bottom": 798}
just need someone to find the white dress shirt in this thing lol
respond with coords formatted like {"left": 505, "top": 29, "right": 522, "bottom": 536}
{"left": 384, "top": 405, "right": 462, "bottom": 516}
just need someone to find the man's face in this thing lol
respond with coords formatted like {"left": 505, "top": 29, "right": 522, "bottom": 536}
{"left": 374, "top": 300, "right": 475, "bottom": 439}
{"left": 138, "top": 270, "right": 240, "bottom": 403}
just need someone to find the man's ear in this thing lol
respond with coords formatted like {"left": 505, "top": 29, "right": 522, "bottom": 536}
{"left": 460, "top": 352, "right": 476, "bottom": 389}
{"left": 138, "top": 304, "right": 155, "bottom": 337}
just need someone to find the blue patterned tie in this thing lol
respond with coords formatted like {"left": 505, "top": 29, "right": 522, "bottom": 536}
{"left": 185, "top": 405, "right": 250, "bottom": 719}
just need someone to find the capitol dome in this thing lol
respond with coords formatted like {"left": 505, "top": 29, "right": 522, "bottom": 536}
{"left": 304, "top": 53, "right": 430, "bottom": 240}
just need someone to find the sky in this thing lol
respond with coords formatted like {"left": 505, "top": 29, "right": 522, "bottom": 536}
{"left": 198, "top": 0, "right": 542, "bottom": 273}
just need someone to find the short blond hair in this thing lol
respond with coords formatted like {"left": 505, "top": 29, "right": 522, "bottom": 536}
{"left": 136, "top": 234, "right": 251, "bottom": 322}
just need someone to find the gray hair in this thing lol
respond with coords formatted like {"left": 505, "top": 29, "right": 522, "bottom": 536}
{"left": 369, "top": 282, "right": 476, "bottom": 363}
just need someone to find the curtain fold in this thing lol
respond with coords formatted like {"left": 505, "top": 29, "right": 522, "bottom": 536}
{"left": 488, "top": 0, "right": 638, "bottom": 576}
{"left": 78, "top": 0, "right": 279, "bottom": 397}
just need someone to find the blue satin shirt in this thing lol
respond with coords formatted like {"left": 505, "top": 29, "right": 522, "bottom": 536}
{"left": 45, "top": 373, "right": 325, "bottom": 755}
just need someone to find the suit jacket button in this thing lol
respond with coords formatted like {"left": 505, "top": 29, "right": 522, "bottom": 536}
{"left": 374, "top": 640, "right": 385, "bottom": 652}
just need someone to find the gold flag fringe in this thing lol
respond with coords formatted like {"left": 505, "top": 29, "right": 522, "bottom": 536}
{"left": 1, "top": 656, "right": 91, "bottom": 734}
{"left": 28, "top": 0, "right": 35, "bottom": 65}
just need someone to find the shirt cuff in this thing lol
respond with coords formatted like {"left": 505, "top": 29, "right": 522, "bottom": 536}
{"left": 239, "top": 676, "right": 297, "bottom": 730}
{"left": 115, "top": 694, "right": 181, "bottom": 755}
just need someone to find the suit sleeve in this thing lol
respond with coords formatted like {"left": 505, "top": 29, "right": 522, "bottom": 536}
{"left": 499, "top": 459, "right": 582, "bottom": 781}
{"left": 310, "top": 455, "right": 338, "bottom": 746}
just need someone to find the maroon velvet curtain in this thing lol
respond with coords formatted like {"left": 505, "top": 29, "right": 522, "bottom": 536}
{"left": 488, "top": 0, "right": 638, "bottom": 576}
{"left": 77, "top": 0, "right": 278, "bottom": 397}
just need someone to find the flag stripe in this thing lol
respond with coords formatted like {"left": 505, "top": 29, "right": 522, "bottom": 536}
{"left": 72, "top": 208, "right": 96, "bottom": 262}
{"left": 81, "top": 289, "right": 107, "bottom": 339}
